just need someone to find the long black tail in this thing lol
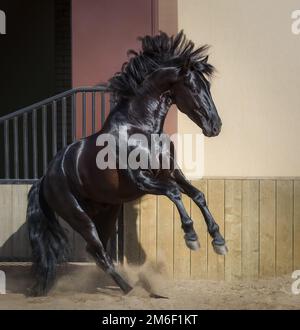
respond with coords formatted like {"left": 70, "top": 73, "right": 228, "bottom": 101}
{"left": 27, "top": 179, "right": 69, "bottom": 296}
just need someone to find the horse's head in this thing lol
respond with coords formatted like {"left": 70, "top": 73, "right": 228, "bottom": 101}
{"left": 108, "top": 30, "right": 222, "bottom": 137}
{"left": 171, "top": 63, "right": 222, "bottom": 137}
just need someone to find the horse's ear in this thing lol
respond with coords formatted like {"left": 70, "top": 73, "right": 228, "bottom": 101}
{"left": 179, "top": 58, "right": 191, "bottom": 77}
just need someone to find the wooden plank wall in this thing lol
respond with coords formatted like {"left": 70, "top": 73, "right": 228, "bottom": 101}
{"left": 124, "top": 178, "right": 300, "bottom": 280}
{"left": 0, "top": 179, "right": 299, "bottom": 281}
{"left": 0, "top": 185, "right": 31, "bottom": 260}
{"left": 0, "top": 184, "right": 89, "bottom": 262}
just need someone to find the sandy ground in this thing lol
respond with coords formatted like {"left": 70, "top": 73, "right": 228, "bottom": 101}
{"left": 0, "top": 263, "right": 299, "bottom": 310}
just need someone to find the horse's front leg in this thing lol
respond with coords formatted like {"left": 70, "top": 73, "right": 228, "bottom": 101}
{"left": 173, "top": 170, "right": 228, "bottom": 255}
{"left": 134, "top": 171, "right": 200, "bottom": 250}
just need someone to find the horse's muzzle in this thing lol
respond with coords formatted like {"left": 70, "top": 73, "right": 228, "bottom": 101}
{"left": 203, "top": 125, "right": 221, "bottom": 137}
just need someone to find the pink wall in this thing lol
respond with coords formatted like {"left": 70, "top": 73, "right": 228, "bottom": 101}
{"left": 72, "top": 0, "right": 176, "bottom": 135}
{"left": 72, "top": 0, "right": 154, "bottom": 87}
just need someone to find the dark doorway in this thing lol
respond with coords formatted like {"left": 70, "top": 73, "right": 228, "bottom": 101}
{"left": 0, "top": 0, "right": 71, "bottom": 116}
{"left": 0, "top": 0, "right": 71, "bottom": 179}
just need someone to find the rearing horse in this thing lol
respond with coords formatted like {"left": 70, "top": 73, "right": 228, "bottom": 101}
{"left": 27, "top": 31, "right": 227, "bottom": 296}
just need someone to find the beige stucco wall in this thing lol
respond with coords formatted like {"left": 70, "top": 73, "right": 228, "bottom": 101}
{"left": 177, "top": 0, "right": 300, "bottom": 177}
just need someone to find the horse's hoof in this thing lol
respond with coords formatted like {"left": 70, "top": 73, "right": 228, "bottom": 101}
{"left": 26, "top": 286, "right": 46, "bottom": 297}
{"left": 149, "top": 292, "right": 169, "bottom": 299}
{"left": 123, "top": 285, "right": 134, "bottom": 295}
{"left": 122, "top": 287, "right": 133, "bottom": 295}
{"left": 185, "top": 239, "right": 200, "bottom": 251}
{"left": 212, "top": 243, "right": 228, "bottom": 255}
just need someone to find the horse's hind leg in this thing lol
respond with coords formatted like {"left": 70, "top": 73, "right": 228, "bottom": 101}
{"left": 54, "top": 196, "right": 132, "bottom": 294}
{"left": 91, "top": 204, "right": 121, "bottom": 251}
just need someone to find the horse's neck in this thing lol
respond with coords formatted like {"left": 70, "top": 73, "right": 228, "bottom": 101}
{"left": 129, "top": 92, "right": 172, "bottom": 134}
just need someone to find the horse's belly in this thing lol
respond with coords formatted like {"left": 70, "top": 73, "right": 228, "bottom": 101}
{"left": 83, "top": 169, "right": 144, "bottom": 204}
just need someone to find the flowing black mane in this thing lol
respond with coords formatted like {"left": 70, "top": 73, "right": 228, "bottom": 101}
{"left": 108, "top": 30, "right": 215, "bottom": 100}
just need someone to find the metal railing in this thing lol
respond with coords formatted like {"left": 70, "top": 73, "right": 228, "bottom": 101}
{"left": 0, "top": 86, "right": 111, "bottom": 183}
{"left": 0, "top": 85, "right": 123, "bottom": 262}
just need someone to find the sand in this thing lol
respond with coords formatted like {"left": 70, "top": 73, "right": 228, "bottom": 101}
{"left": 0, "top": 263, "right": 299, "bottom": 310}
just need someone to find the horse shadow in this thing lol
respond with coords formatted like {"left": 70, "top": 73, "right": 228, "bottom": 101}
{"left": 0, "top": 205, "right": 146, "bottom": 264}
{"left": 0, "top": 223, "right": 31, "bottom": 262}
{"left": 0, "top": 204, "right": 146, "bottom": 294}
{"left": 120, "top": 203, "right": 146, "bottom": 266}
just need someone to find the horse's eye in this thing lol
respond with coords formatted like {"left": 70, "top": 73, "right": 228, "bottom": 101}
{"left": 190, "top": 86, "right": 198, "bottom": 94}
{"left": 184, "top": 82, "right": 199, "bottom": 94}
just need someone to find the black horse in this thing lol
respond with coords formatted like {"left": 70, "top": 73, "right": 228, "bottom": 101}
{"left": 27, "top": 31, "right": 227, "bottom": 296}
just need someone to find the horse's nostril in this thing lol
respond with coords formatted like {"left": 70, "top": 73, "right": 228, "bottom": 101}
{"left": 212, "top": 126, "right": 220, "bottom": 135}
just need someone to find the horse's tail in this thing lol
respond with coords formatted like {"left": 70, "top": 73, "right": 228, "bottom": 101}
{"left": 27, "top": 178, "right": 69, "bottom": 296}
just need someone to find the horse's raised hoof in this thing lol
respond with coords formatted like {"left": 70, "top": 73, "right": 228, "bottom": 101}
{"left": 212, "top": 242, "right": 228, "bottom": 255}
{"left": 185, "top": 238, "right": 200, "bottom": 251}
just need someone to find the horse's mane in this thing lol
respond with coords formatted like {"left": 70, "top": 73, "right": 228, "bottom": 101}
{"left": 108, "top": 30, "right": 215, "bottom": 100}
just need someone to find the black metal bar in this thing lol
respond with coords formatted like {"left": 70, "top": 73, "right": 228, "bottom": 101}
{"left": 13, "top": 117, "right": 19, "bottom": 179}
{"left": 117, "top": 206, "right": 124, "bottom": 263}
{"left": 52, "top": 100, "right": 57, "bottom": 157}
{"left": 109, "top": 93, "right": 114, "bottom": 112}
{"left": 42, "top": 105, "right": 47, "bottom": 174}
{"left": 71, "top": 93, "right": 76, "bottom": 142}
{"left": 62, "top": 97, "right": 67, "bottom": 148}
{"left": 32, "top": 109, "right": 38, "bottom": 179}
{"left": 92, "top": 92, "right": 96, "bottom": 133}
{"left": 82, "top": 92, "right": 86, "bottom": 137}
{"left": 0, "top": 179, "right": 39, "bottom": 184}
{"left": 4, "top": 120, "right": 10, "bottom": 179}
{"left": 115, "top": 217, "right": 119, "bottom": 263}
{"left": 23, "top": 113, "right": 29, "bottom": 179}
{"left": 0, "top": 86, "right": 107, "bottom": 124}
{"left": 0, "top": 87, "right": 110, "bottom": 181}
{"left": 101, "top": 92, "right": 105, "bottom": 127}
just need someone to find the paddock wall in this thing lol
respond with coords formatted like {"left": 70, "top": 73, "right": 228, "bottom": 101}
{"left": 124, "top": 178, "right": 300, "bottom": 280}
{"left": 1, "top": 179, "right": 299, "bottom": 281}
{"left": 177, "top": 0, "right": 300, "bottom": 178}
{"left": 0, "top": 185, "right": 88, "bottom": 262}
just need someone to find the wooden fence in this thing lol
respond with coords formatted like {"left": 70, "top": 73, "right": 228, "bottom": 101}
{"left": 123, "top": 178, "right": 300, "bottom": 280}
{"left": 0, "top": 179, "right": 300, "bottom": 281}
{"left": 0, "top": 184, "right": 88, "bottom": 261}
